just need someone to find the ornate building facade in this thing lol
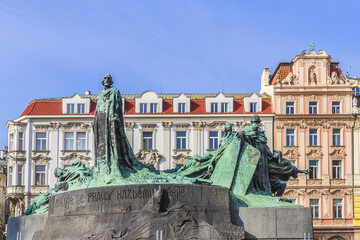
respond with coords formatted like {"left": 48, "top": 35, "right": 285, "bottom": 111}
{"left": 5, "top": 91, "right": 274, "bottom": 215}
{"left": 261, "top": 49, "right": 355, "bottom": 239}
{"left": 0, "top": 148, "right": 7, "bottom": 240}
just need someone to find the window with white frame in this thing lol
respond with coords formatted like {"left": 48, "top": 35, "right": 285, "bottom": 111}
{"left": 332, "top": 129, "right": 341, "bottom": 146}
{"left": 332, "top": 160, "right": 342, "bottom": 179}
{"left": 17, "top": 165, "right": 23, "bottom": 185}
{"left": 36, "top": 132, "right": 46, "bottom": 150}
{"left": 78, "top": 103, "right": 85, "bottom": 114}
{"left": 333, "top": 199, "right": 343, "bottom": 218}
{"left": 64, "top": 133, "right": 74, "bottom": 150}
{"left": 67, "top": 103, "right": 75, "bottom": 114}
{"left": 332, "top": 101, "right": 341, "bottom": 114}
{"left": 211, "top": 103, "right": 218, "bottom": 113}
{"left": 353, "top": 87, "right": 360, "bottom": 96}
{"left": 250, "top": 102, "right": 257, "bottom": 113}
{"left": 178, "top": 103, "right": 186, "bottom": 113}
{"left": 310, "top": 199, "right": 319, "bottom": 219}
{"left": 176, "top": 132, "right": 187, "bottom": 149}
{"left": 18, "top": 132, "right": 23, "bottom": 151}
{"left": 309, "top": 129, "right": 318, "bottom": 146}
{"left": 309, "top": 160, "right": 319, "bottom": 179}
{"left": 286, "top": 102, "right": 294, "bottom": 114}
{"left": 142, "top": 132, "right": 153, "bottom": 150}
{"left": 286, "top": 129, "right": 295, "bottom": 146}
{"left": 8, "top": 166, "right": 13, "bottom": 186}
{"left": 76, "top": 133, "right": 86, "bottom": 150}
{"left": 150, "top": 103, "right": 158, "bottom": 113}
{"left": 221, "top": 103, "right": 228, "bottom": 113}
{"left": 309, "top": 102, "right": 317, "bottom": 114}
{"left": 9, "top": 134, "right": 14, "bottom": 151}
{"left": 209, "top": 132, "right": 219, "bottom": 149}
{"left": 140, "top": 103, "right": 147, "bottom": 113}
{"left": 35, "top": 165, "right": 46, "bottom": 185}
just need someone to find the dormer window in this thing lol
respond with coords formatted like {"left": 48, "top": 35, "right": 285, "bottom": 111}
{"left": 250, "top": 102, "right": 257, "bottom": 112}
{"left": 78, "top": 104, "right": 85, "bottom": 114}
{"left": 205, "top": 93, "right": 233, "bottom": 113}
{"left": 62, "top": 93, "right": 91, "bottom": 114}
{"left": 140, "top": 103, "right": 147, "bottom": 113}
{"left": 150, "top": 103, "right": 158, "bottom": 113}
{"left": 67, "top": 104, "right": 75, "bottom": 114}
{"left": 211, "top": 103, "right": 218, "bottom": 113}
{"left": 135, "top": 91, "right": 163, "bottom": 113}
{"left": 178, "top": 103, "right": 186, "bottom": 113}
{"left": 243, "top": 93, "right": 262, "bottom": 113}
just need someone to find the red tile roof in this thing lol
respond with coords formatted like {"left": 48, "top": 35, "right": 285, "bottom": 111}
{"left": 20, "top": 97, "right": 273, "bottom": 117}
{"left": 270, "top": 64, "right": 292, "bottom": 85}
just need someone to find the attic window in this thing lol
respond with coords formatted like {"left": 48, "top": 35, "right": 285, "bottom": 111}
{"left": 67, "top": 104, "right": 75, "bottom": 114}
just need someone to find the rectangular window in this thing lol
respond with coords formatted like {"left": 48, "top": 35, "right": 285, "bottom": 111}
{"left": 8, "top": 166, "right": 13, "bottom": 186}
{"left": 18, "top": 132, "right": 23, "bottom": 151}
{"left": 36, "top": 133, "right": 46, "bottom": 151}
{"left": 76, "top": 133, "right": 86, "bottom": 150}
{"left": 67, "top": 103, "right": 75, "bottom": 114}
{"left": 332, "top": 101, "right": 341, "bottom": 114}
{"left": 332, "top": 160, "right": 342, "bottom": 179}
{"left": 9, "top": 134, "right": 14, "bottom": 151}
{"left": 140, "top": 103, "right": 147, "bottom": 113}
{"left": 64, "top": 132, "right": 74, "bottom": 150}
{"left": 209, "top": 132, "right": 219, "bottom": 149}
{"left": 211, "top": 103, "right": 218, "bottom": 113}
{"left": 176, "top": 131, "right": 187, "bottom": 149}
{"left": 250, "top": 102, "right": 257, "bottom": 112}
{"left": 286, "top": 129, "right": 295, "bottom": 146}
{"left": 333, "top": 199, "right": 343, "bottom": 218}
{"left": 178, "top": 103, "right": 186, "bottom": 113}
{"left": 17, "top": 165, "right": 23, "bottom": 185}
{"left": 286, "top": 102, "right": 294, "bottom": 114}
{"left": 142, "top": 132, "right": 153, "bottom": 149}
{"left": 35, "top": 165, "right": 46, "bottom": 185}
{"left": 221, "top": 103, "right": 228, "bottom": 113}
{"left": 150, "top": 103, "right": 157, "bottom": 113}
{"left": 309, "top": 160, "right": 319, "bottom": 179}
{"left": 77, "top": 103, "right": 85, "bottom": 114}
{"left": 309, "top": 129, "right": 318, "bottom": 146}
{"left": 333, "top": 129, "right": 341, "bottom": 146}
{"left": 309, "top": 102, "right": 317, "bottom": 114}
{"left": 310, "top": 199, "right": 319, "bottom": 219}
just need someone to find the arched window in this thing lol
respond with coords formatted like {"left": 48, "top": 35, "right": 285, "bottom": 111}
{"left": 328, "top": 236, "right": 345, "bottom": 240}
{"left": 352, "top": 87, "right": 360, "bottom": 96}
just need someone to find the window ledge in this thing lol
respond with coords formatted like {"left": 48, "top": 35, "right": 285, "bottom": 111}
{"left": 173, "top": 149, "right": 191, "bottom": 155}
{"left": 61, "top": 150, "right": 90, "bottom": 154}
{"left": 32, "top": 150, "right": 50, "bottom": 155}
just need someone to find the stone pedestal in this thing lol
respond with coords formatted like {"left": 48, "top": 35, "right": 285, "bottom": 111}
{"left": 6, "top": 184, "right": 313, "bottom": 240}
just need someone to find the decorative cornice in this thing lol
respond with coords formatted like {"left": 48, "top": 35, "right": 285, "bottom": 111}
{"left": 283, "top": 146, "right": 300, "bottom": 160}
{"left": 161, "top": 122, "right": 172, "bottom": 130}
{"left": 173, "top": 149, "right": 191, "bottom": 155}
{"left": 33, "top": 124, "right": 50, "bottom": 130}
{"left": 306, "top": 147, "right": 323, "bottom": 159}
{"left": 124, "top": 121, "right": 136, "bottom": 130}
{"left": 192, "top": 121, "right": 205, "bottom": 130}
{"left": 173, "top": 123, "right": 190, "bottom": 130}
{"left": 207, "top": 121, "right": 227, "bottom": 130}
{"left": 31, "top": 154, "right": 51, "bottom": 164}
{"left": 62, "top": 122, "right": 90, "bottom": 130}
{"left": 329, "top": 146, "right": 346, "bottom": 160}
{"left": 140, "top": 124, "right": 157, "bottom": 130}
{"left": 307, "top": 95, "right": 319, "bottom": 101}
{"left": 49, "top": 122, "right": 61, "bottom": 130}
{"left": 329, "top": 94, "right": 342, "bottom": 101}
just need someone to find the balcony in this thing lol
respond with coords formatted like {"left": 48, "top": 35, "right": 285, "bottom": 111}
{"left": 6, "top": 185, "right": 25, "bottom": 197}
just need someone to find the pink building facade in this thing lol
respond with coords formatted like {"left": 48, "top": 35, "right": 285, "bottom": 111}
{"left": 261, "top": 50, "right": 354, "bottom": 240}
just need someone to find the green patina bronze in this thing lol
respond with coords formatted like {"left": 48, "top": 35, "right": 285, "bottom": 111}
{"left": 25, "top": 74, "right": 310, "bottom": 215}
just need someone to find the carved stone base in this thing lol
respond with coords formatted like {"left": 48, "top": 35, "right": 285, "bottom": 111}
{"left": 8, "top": 184, "right": 245, "bottom": 239}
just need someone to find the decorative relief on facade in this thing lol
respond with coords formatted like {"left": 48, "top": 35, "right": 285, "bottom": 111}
{"left": 330, "top": 179, "right": 346, "bottom": 185}
{"left": 173, "top": 149, "right": 191, "bottom": 155}
{"left": 307, "top": 95, "right": 319, "bottom": 101}
{"left": 306, "top": 147, "right": 323, "bottom": 159}
{"left": 307, "top": 179, "right": 322, "bottom": 186}
{"left": 140, "top": 124, "right": 157, "bottom": 130}
{"left": 305, "top": 119, "right": 322, "bottom": 127}
{"left": 31, "top": 154, "right": 51, "bottom": 165}
{"left": 286, "top": 179, "right": 299, "bottom": 186}
{"left": 207, "top": 121, "right": 227, "bottom": 130}
{"left": 313, "top": 219, "right": 322, "bottom": 226}
{"left": 307, "top": 189, "right": 322, "bottom": 197}
{"left": 283, "top": 189, "right": 299, "bottom": 198}
{"left": 331, "top": 219, "right": 346, "bottom": 225}
{"left": 330, "top": 189, "right": 345, "bottom": 197}
{"left": 321, "top": 120, "right": 331, "bottom": 131}
{"left": 124, "top": 122, "right": 136, "bottom": 130}
{"left": 283, "top": 146, "right": 300, "bottom": 160}
{"left": 49, "top": 122, "right": 61, "bottom": 130}
{"left": 329, "top": 71, "right": 344, "bottom": 85}
{"left": 172, "top": 153, "right": 190, "bottom": 165}
{"left": 60, "top": 153, "right": 90, "bottom": 165}
{"left": 173, "top": 123, "right": 190, "bottom": 131}
{"left": 192, "top": 121, "right": 205, "bottom": 130}
{"left": 329, "top": 94, "right": 342, "bottom": 102}
{"left": 31, "top": 185, "right": 49, "bottom": 194}
{"left": 161, "top": 122, "right": 172, "bottom": 130}
{"left": 33, "top": 124, "right": 50, "bottom": 130}
{"left": 329, "top": 147, "right": 346, "bottom": 160}
{"left": 345, "top": 122, "right": 354, "bottom": 132}
{"left": 284, "top": 95, "right": 296, "bottom": 102}
{"left": 135, "top": 149, "right": 162, "bottom": 166}
{"left": 235, "top": 121, "right": 245, "bottom": 130}
{"left": 62, "top": 122, "right": 90, "bottom": 130}
{"left": 281, "top": 72, "right": 293, "bottom": 85}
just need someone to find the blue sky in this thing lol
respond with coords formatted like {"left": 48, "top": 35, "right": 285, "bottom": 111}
{"left": 0, "top": 0, "right": 360, "bottom": 147}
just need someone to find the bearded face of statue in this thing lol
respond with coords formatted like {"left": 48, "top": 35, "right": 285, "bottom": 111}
{"left": 102, "top": 74, "right": 113, "bottom": 89}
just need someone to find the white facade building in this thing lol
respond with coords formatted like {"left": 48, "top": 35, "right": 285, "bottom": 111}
{"left": 5, "top": 91, "right": 274, "bottom": 214}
